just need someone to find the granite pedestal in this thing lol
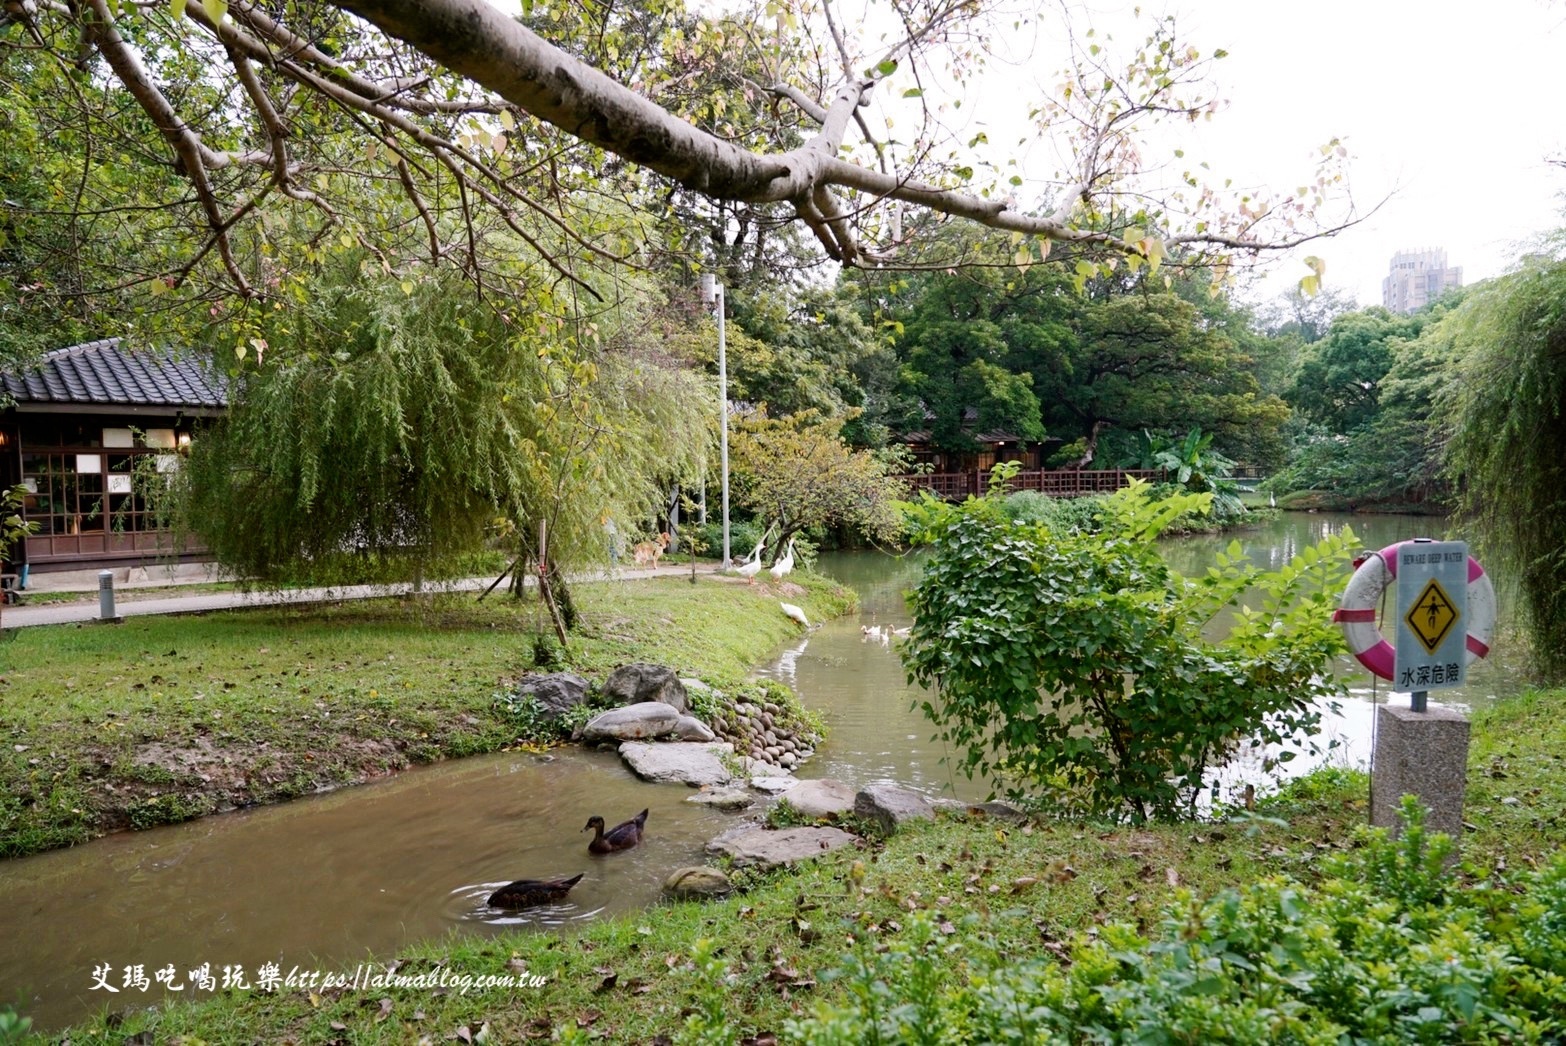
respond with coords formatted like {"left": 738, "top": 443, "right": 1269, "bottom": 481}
{"left": 1370, "top": 702, "right": 1470, "bottom": 843}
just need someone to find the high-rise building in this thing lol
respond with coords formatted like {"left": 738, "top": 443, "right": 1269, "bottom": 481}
{"left": 1382, "top": 249, "right": 1462, "bottom": 313}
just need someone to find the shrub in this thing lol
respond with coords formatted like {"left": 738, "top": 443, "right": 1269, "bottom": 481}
{"left": 902, "top": 477, "right": 1354, "bottom": 822}
{"left": 783, "top": 805, "right": 1566, "bottom": 1043}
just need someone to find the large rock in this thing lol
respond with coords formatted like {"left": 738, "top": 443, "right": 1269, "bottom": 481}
{"left": 619, "top": 741, "right": 737, "bottom": 787}
{"left": 750, "top": 776, "right": 798, "bottom": 795}
{"left": 663, "top": 866, "right": 733, "bottom": 900}
{"left": 604, "top": 663, "right": 687, "bottom": 713}
{"left": 855, "top": 782, "right": 936, "bottom": 834}
{"left": 706, "top": 825, "right": 858, "bottom": 870}
{"left": 514, "top": 672, "right": 591, "bottom": 720}
{"left": 686, "top": 786, "right": 755, "bottom": 811}
{"left": 673, "top": 715, "right": 716, "bottom": 742}
{"left": 782, "top": 778, "right": 857, "bottom": 819}
{"left": 580, "top": 702, "right": 681, "bottom": 744}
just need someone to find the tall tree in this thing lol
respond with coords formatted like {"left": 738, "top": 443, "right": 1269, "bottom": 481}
{"left": 1, "top": 0, "right": 1358, "bottom": 324}
{"left": 1445, "top": 245, "right": 1566, "bottom": 681}
{"left": 728, "top": 409, "right": 906, "bottom": 557}
{"left": 1286, "top": 307, "right": 1425, "bottom": 434}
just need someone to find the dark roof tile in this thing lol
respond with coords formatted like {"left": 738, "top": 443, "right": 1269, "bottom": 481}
{"left": 1, "top": 338, "right": 227, "bottom": 409}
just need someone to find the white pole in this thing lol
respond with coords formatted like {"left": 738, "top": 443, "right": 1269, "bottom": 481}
{"left": 701, "top": 274, "right": 732, "bottom": 570}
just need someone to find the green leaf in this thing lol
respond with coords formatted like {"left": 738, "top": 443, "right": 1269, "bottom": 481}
{"left": 171, "top": 0, "right": 187, "bottom": 18}
{"left": 876, "top": 59, "right": 898, "bottom": 76}
{"left": 201, "top": 0, "right": 226, "bottom": 21}
{"left": 902, "top": 88, "right": 923, "bottom": 98}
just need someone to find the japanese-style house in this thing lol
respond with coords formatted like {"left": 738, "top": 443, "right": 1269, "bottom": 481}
{"left": 0, "top": 338, "right": 227, "bottom": 582}
{"left": 896, "top": 407, "right": 1052, "bottom": 473}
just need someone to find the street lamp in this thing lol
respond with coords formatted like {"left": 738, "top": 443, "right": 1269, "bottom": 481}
{"left": 699, "top": 273, "right": 731, "bottom": 570}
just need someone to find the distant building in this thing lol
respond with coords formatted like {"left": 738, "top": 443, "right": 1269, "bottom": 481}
{"left": 1382, "top": 249, "right": 1462, "bottom": 313}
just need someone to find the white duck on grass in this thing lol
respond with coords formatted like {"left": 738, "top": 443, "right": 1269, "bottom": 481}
{"left": 734, "top": 541, "right": 766, "bottom": 584}
{"left": 768, "top": 538, "right": 796, "bottom": 582}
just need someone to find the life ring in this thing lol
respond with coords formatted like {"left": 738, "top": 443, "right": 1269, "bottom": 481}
{"left": 1331, "top": 541, "right": 1496, "bottom": 682}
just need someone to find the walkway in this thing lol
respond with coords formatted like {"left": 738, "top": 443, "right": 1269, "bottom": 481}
{"left": 1, "top": 562, "right": 722, "bottom": 629}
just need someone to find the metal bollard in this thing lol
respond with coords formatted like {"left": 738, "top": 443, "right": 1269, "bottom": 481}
{"left": 98, "top": 569, "right": 117, "bottom": 621}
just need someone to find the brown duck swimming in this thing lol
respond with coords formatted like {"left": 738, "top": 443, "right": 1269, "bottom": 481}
{"left": 486, "top": 872, "right": 584, "bottom": 909}
{"left": 583, "top": 808, "right": 648, "bottom": 853}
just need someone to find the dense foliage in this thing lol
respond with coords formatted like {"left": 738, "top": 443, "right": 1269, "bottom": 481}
{"left": 849, "top": 249, "right": 1287, "bottom": 469}
{"left": 1272, "top": 297, "right": 1461, "bottom": 508}
{"left": 179, "top": 256, "right": 709, "bottom": 586}
{"left": 1446, "top": 247, "right": 1566, "bottom": 681}
{"left": 728, "top": 410, "right": 909, "bottom": 559}
{"left": 781, "top": 802, "right": 1566, "bottom": 1043}
{"left": 901, "top": 478, "right": 1353, "bottom": 821}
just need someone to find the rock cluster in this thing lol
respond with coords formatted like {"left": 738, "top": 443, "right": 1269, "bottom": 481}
{"left": 708, "top": 694, "right": 820, "bottom": 770}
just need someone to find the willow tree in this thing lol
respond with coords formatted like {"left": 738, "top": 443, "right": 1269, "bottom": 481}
{"left": 1445, "top": 244, "right": 1566, "bottom": 681}
{"left": 179, "top": 252, "right": 709, "bottom": 606}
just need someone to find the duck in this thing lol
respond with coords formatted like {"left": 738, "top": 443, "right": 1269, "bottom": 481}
{"left": 769, "top": 539, "right": 796, "bottom": 581}
{"left": 486, "top": 872, "right": 584, "bottom": 909}
{"left": 583, "top": 808, "right": 648, "bottom": 853}
{"left": 780, "top": 601, "right": 810, "bottom": 628}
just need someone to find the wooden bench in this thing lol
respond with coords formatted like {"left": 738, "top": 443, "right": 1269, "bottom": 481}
{"left": 1, "top": 573, "right": 20, "bottom": 606}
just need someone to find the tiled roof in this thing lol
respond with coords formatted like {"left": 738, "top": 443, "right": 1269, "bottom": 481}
{"left": 1, "top": 338, "right": 227, "bottom": 410}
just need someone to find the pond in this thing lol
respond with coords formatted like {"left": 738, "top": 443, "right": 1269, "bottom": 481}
{"left": 0, "top": 512, "right": 1527, "bottom": 1031}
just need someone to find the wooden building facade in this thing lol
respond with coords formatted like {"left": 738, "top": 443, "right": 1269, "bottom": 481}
{"left": 0, "top": 339, "right": 227, "bottom": 579}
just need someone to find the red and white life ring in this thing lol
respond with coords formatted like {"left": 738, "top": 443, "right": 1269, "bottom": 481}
{"left": 1331, "top": 541, "right": 1496, "bottom": 681}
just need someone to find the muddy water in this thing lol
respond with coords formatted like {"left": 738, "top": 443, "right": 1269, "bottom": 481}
{"left": 0, "top": 749, "right": 743, "bottom": 1030}
{"left": 0, "top": 513, "right": 1528, "bottom": 1031}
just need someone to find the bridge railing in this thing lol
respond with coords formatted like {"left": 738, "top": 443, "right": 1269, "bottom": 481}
{"left": 892, "top": 469, "right": 1166, "bottom": 500}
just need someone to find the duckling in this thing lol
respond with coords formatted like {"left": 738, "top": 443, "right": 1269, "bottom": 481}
{"left": 583, "top": 808, "right": 648, "bottom": 853}
{"left": 486, "top": 872, "right": 584, "bottom": 909}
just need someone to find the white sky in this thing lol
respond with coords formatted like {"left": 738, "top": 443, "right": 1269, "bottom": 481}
{"left": 909, "top": 0, "right": 1566, "bottom": 307}
{"left": 1165, "top": 0, "right": 1564, "bottom": 306}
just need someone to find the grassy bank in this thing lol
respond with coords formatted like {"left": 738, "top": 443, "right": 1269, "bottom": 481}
{"left": 0, "top": 572, "right": 856, "bottom": 858}
{"left": 44, "top": 687, "right": 1566, "bottom": 1043}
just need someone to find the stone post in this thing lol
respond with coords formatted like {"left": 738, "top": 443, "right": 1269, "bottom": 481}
{"left": 1370, "top": 703, "right": 1470, "bottom": 842}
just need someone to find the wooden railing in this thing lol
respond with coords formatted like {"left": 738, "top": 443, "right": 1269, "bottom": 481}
{"left": 893, "top": 468, "right": 1166, "bottom": 501}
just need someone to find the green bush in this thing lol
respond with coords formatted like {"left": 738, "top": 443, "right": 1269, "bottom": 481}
{"left": 698, "top": 519, "right": 765, "bottom": 562}
{"left": 1001, "top": 490, "right": 1106, "bottom": 532}
{"left": 782, "top": 803, "right": 1566, "bottom": 1043}
{"left": 903, "top": 478, "right": 1354, "bottom": 822}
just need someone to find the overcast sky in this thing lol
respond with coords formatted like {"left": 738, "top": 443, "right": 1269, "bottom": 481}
{"left": 526, "top": 0, "right": 1565, "bottom": 307}
{"left": 939, "top": 0, "right": 1566, "bottom": 307}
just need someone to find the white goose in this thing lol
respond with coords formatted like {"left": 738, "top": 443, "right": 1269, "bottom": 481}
{"left": 779, "top": 601, "right": 809, "bottom": 628}
{"left": 735, "top": 542, "right": 766, "bottom": 584}
{"left": 768, "top": 538, "right": 796, "bottom": 582}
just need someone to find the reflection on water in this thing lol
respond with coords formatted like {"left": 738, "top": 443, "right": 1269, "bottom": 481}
{"left": 0, "top": 513, "right": 1530, "bottom": 1031}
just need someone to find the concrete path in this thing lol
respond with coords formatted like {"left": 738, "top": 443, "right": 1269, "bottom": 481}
{"left": 1, "top": 562, "right": 725, "bottom": 629}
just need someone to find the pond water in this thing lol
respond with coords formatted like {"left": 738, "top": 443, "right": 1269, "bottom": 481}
{"left": 0, "top": 512, "right": 1528, "bottom": 1031}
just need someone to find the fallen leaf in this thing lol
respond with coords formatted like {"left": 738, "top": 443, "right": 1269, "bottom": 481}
{"left": 375, "top": 998, "right": 393, "bottom": 1023}
{"left": 1166, "top": 867, "right": 1181, "bottom": 887}
{"left": 1011, "top": 876, "right": 1040, "bottom": 893}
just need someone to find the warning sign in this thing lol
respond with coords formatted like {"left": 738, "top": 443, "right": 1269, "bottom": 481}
{"left": 1404, "top": 579, "right": 1459, "bottom": 655}
{"left": 1393, "top": 541, "right": 1468, "bottom": 692}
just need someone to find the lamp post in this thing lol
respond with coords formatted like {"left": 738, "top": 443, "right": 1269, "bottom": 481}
{"left": 699, "top": 273, "right": 731, "bottom": 570}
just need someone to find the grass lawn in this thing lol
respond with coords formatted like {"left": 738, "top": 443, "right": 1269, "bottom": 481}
{"left": 0, "top": 571, "right": 855, "bottom": 857}
{"left": 44, "top": 685, "right": 1566, "bottom": 1044}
